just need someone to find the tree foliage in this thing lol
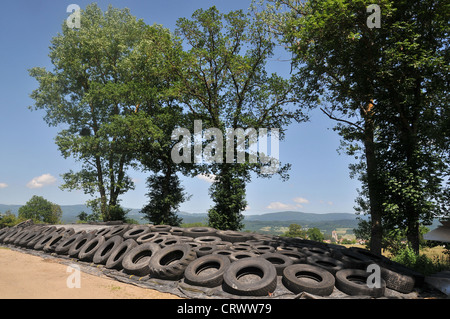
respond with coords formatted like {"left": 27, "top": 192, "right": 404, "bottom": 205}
{"left": 259, "top": 0, "right": 449, "bottom": 254}
{"left": 174, "top": 6, "right": 307, "bottom": 230}
{"left": 18, "top": 195, "right": 62, "bottom": 224}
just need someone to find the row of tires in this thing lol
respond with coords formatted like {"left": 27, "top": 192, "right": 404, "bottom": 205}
{"left": 0, "top": 222, "right": 423, "bottom": 297}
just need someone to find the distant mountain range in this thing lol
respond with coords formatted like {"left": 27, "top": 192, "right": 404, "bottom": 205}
{"left": 0, "top": 204, "right": 441, "bottom": 236}
{"left": 1, "top": 204, "right": 356, "bottom": 224}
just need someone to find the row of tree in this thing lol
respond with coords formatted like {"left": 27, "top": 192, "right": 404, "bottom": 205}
{"left": 29, "top": 1, "right": 448, "bottom": 255}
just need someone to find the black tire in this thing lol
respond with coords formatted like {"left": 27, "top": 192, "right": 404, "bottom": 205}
{"left": 193, "top": 244, "right": 218, "bottom": 257}
{"left": 223, "top": 258, "right": 277, "bottom": 296}
{"left": 278, "top": 249, "right": 307, "bottom": 264}
{"left": 380, "top": 263, "right": 415, "bottom": 293}
{"left": 159, "top": 236, "right": 183, "bottom": 248}
{"left": 0, "top": 227, "right": 12, "bottom": 243}
{"left": 93, "top": 235, "right": 124, "bottom": 264}
{"left": 123, "top": 226, "right": 151, "bottom": 240}
{"left": 3, "top": 228, "right": 23, "bottom": 244}
{"left": 17, "top": 231, "right": 41, "bottom": 247}
{"left": 150, "top": 224, "right": 172, "bottom": 232}
{"left": 184, "top": 254, "right": 231, "bottom": 288}
{"left": 260, "top": 252, "right": 294, "bottom": 276}
{"left": 216, "top": 230, "right": 252, "bottom": 243}
{"left": 301, "top": 246, "right": 331, "bottom": 257}
{"left": 335, "top": 268, "right": 385, "bottom": 297}
{"left": 68, "top": 232, "right": 95, "bottom": 258}
{"left": 26, "top": 233, "right": 46, "bottom": 249}
{"left": 54, "top": 231, "right": 86, "bottom": 255}
{"left": 212, "top": 249, "right": 234, "bottom": 259}
{"left": 183, "top": 227, "right": 217, "bottom": 238}
{"left": 43, "top": 233, "right": 66, "bottom": 253}
{"left": 33, "top": 232, "right": 57, "bottom": 250}
{"left": 337, "top": 249, "right": 372, "bottom": 269}
{"left": 104, "top": 225, "right": 129, "bottom": 239}
{"left": 105, "top": 239, "right": 138, "bottom": 270}
{"left": 94, "top": 227, "right": 111, "bottom": 237}
{"left": 149, "top": 244, "right": 196, "bottom": 280}
{"left": 136, "top": 232, "right": 159, "bottom": 244}
{"left": 282, "top": 264, "right": 335, "bottom": 296}
{"left": 193, "top": 236, "right": 222, "bottom": 245}
{"left": 253, "top": 245, "right": 276, "bottom": 254}
{"left": 122, "top": 242, "right": 160, "bottom": 276}
{"left": 229, "top": 251, "right": 258, "bottom": 262}
{"left": 306, "top": 255, "right": 344, "bottom": 275}
{"left": 170, "top": 227, "right": 184, "bottom": 236}
{"left": 12, "top": 229, "right": 32, "bottom": 246}
{"left": 78, "top": 236, "right": 106, "bottom": 261}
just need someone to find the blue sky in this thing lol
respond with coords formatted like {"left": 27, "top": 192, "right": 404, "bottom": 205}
{"left": 0, "top": 0, "right": 361, "bottom": 215}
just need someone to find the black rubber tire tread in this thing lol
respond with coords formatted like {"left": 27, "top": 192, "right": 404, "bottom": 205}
{"left": 149, "top": 244, "right": 196, "bottom": 280}
{"left": 277, "top": 250, "right": 307, "bottom": 264}
{"left": 3, "top": 228, "right": 23, "bottom": 244}
{"left": 182, "top": 227, "right": 217, "bottom": 238}
{"left": 17, "top": 231, "right": 41, "bottom": 247}
{"left": 184, "top": 254, "right": 231, "bottom": 288}
{"left": 0, "top": 227, "right": 13, "bottom": 242}
{"left": 136, "top": 232, "right": 159, "bottom": 244}
{"left": 94, "top": 227, "right": 111, "bottom": 237}
{"left": 67, "top": 232, "right": 96, "bottom": 258}
{"left": 159, "top": 236, "right": 183, "bottom": 248}
{"left": 193, "top": 236, "right": 222, "bottom": 245}
{"left": 193, "top": 244, "right": 218, "bottom": 257}
{"left": 306, "top": 255, "right": 344, "bottom": 275}
{"left": 335, "top": 268, "right": 385, "bottom": 297}
{"left": 260, "top": 252, "right": 294, "bottom": 275}
{"left": 54, "top": 231, "right": 86, "bottom": 255}
{"left": 170, "top": 227, "right": 184, "bottom": 236}
{"left": 43, "top": 233, "right": 66, "bottom": 253}
{"left": 150, "top": 225, "right": 172, "bottom": 232}
{"left": 301, "top": 246, "right": 331, "bottom": 257}
{"left": 12, "top": 229, "right": 32, "bottom": 246}
{"left": 26, "top": 233, "right": 46, "bottom": 249}
{"left": 229, "top": 251, "right": 258, "bottom": 262}
{"left": 78, "top": 235, "right": 106, "bottom": 261}
{"left": 122, "top": 242, "right": 161, "bottom": 276}
{"left": 337, "top": 249, "right": 372, "bottom": 269}
{"left": 93, "top": 235, "right": 124, "bottom": 264}
{"left": 122, "top": 226, "right": 151, "bottom": 240}
{"left": 33, "top": 232, "right": 57, "bottom": 250}
{"left": 223, "top": 258, "right": 277, "bottom": 296}
{"left": 216, "top": 230, "right": 252, "bottom": 243}
{"left": 380, "top": 263, "right": 415, "bottom": 293}
{"left": 105, "top": 239, "right": 138, "bottom": 270}
{"left": 282, "top": 264, "right": 335, "bottom": 296}
{"left": 252, "top": 245, "right": 276, "bottom": 254}
{"left": 104, "top": 225, "right": 130, "bottom": 239}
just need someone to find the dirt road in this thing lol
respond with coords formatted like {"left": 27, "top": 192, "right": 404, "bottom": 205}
{"left": 0, "top": 247, "right": 181, "bottom": 299}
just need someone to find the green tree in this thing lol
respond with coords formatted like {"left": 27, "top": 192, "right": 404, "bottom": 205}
{"left": 307, "top": 227, "right": 324, "bottom": 242}
{"left": 174, "top": 6, "right": 306, "bottom": 230}
{"left": 282, "top": 223, "right": 307, "bottom": 238}
{"left": 18, "top": 196, "right": 62, "bottom": 224}
{"left": 28, "top": 4, "right": 148, "bottom": 221}
{"left": 0, "top": 211, "right": 18, "bottom": 228}
{"left": 259, "top": 0, "right": 449, "bottom": 254}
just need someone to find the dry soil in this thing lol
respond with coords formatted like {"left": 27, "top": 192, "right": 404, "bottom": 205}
{"left": 0, "top": 247, "right": 181, "bottom": 299}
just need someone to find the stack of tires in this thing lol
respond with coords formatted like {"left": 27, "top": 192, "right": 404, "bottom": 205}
{"left": 0, "top": 222, "right": 423, "bottom": 298}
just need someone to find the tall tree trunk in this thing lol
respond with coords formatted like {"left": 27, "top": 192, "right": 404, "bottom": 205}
{"left": 362, "top": 101, "right": 383, "bottom": 256}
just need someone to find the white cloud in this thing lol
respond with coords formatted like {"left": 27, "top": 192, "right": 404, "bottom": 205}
{"left": 293, "top": 197, "right": 309, "bottom": 204}
{"left": 26, "top": 174, "right": 57, "bottom": 189}
{"left": 0, "top": 183, "right": 8, "bottom": 189}
{"left": 266, "top": 201, "right": 296, "bottom": 210}
{"left": 196, "top": 174, "right": 216, "bottom": 183}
